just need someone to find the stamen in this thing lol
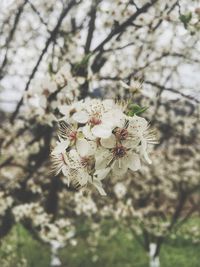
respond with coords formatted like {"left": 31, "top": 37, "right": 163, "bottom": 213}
{"left": 112, "top": 145, "right": 127, "bottom": 158}
{"left": 69, "top": 131, "right": 77, "bottom": 141}
{"left": 59, "top": 121, "right": 76, "bottom": 140}
{"left": 114, "top": 128, "right": 128, "bottom": 140}
{"left": 89, "top": 117, "right": 102, "bottom": 125}
{"left": 81, "top": 157, "right": 90, "bottom": 167}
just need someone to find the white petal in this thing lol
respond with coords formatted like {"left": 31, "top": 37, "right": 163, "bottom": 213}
{"left": 102, "top": 109, "right": 125, "bottom": 128}
{"left": 72, "top": 111, "right": 89, "bottom": 124}
{"left": 51, "top": 140, "right": 70, "bottom": 155}
{"left": 82, "top": 125, "right": 96, "bottom": 140}
{"left": 141, "top": 139, "right": 152, "bottom": 164}
{"left": 76, "top": 139, "right": 90, "bottom": 157}
{"left": 112, "top": 159, "right": 128, "bottom": 175}
{"left": 94, "top": 168, "right": 111, "bottom": 180}
{"left": 128, "top": 153, "right": 141, "bottom": 171}
{"left": 69, "top": 149, "right": 80, "bottom": 167}
{"left": 144, "top": 152, "right": 152, "bottom": 164}
{"left": 123, "top": 139, "right": 139, "bottom": 149}
{"left": 100, "top": 134, "right": 116, "bottom": 148}
{"left": 77, "top": 171, "right": 89, "bottom": 185}
{"left": 128, "top": 115, "right": 148, "bottom": 134}
{"left": 92, "top": 125, "right": 112, "bottom": 138}
{"left": 59, "top": 105, "right": 69, "bottom": 115}
{"left": 92, "top": 179, "right": 107, "bottom": 196}
{"left": 62, "top": 166, "right": 70, "bottom": 177}
{"left": 95, "top": 149, "right": 110, "bottom": 169}
{"left": 87, "top": 141, "right": 97, "bottom": 155}
{"left": 102, "top": 99, "right": 114, "bottom": 109}
{"left": 77, "top": 138, "right": 97, "bottom": 156}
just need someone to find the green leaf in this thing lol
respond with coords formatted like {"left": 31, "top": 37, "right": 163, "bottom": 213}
{"left": 179, "top": 12, "right": 192, "bottom": 29}
{"left": 127, "top": 104, "right": 148, "bottom": 116}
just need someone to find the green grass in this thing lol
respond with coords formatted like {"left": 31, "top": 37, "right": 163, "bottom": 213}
{"left": 0, "top": 221, "right": 199, "bottom": 267}
{"left": 0, "top": 225, "right": 50, "bottom": 267}
{"left": 59, "top": 223, "right": 200, "bottom": 267}
{"left": 160, "top": 241, "right": 200, "bottom": 267}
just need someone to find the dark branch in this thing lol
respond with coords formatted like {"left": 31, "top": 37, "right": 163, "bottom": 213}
{"left": 145, "top": 80, "right": 200, "bottom": 104}
{"left": 92, "top": 0, "right": 158, "bottom": 53}
{"left": 0, "top": 0, "right": 28, "bottom": 78}
{"left": 10, "top": 0, "right": 78, "bottom": 122}
{"left": 84, "top": 0, "right": 100, "bottom": 53}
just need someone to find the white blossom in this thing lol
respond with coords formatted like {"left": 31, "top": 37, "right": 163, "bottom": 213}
{"left": 51, "top": 98, "right": 156, "bottom": 195}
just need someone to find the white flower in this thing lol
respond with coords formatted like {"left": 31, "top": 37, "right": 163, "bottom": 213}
{"left": 111, "top": 115, "right": 157, "bottom": 164}
{"left": 127, "top": 115, "right": 157, "bottom": 164}
{"left": 95, "top": 144, "right": 141, "bottom": 176}
{"left": 51, "top": 98, "right": 157, "bottom": 195}
{"left": 72, "top": 99, "right": 124, "bottom": 138}
{"left": 52, "top": 148, "right": 91, "bottom": 187}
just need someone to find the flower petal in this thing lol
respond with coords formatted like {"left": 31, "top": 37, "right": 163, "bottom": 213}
{"left": 77, "top": 171, "right": 89, "bottom": 186}
{"left": 72, "top": 111, "right": 89, "bottom": 124}
{"left": 76, "top": 139, "right": 96, "bottom": 157}
{"left": 128, "top": 153, "right": 141, "bottom": 171}
{"left": 94, "top": 168, "right": 111, "bottom": 180}
{"left": 102, "top": 109, "right": 125, "bottom": 128}
{"left": 87, "top": 141, "right": 97, "bottom": 155}
{"left": 62, "top": 166, "right": 70, "bottom": 177}
{"left": 92, "top": 125, "right": 112, "bottom": 138}
{"left": 51, "top": 140, "right": 70, "bottom": 155}
{"left": 141, "top": 139, "right": 152, "bottom": 164}
{"left": 128, "top": 115, "right": 148, "bottom": 134}
{"left": 100, "top": 134, "right": 116, "bottom": 148}
{"left": 92, "top": 179, "right": 107, "bottom": 196}
{"left": 82, "top": 125, "right": 95, "bottom": 140}
{"left": 76, "top": 139, "right": 90, "bottom": 157}
{"left": 59, "top": 105, "right": 69, "bottom": 116}
{"left": 112, "top": 159, "right": 128, "bottom": 175}
{"left": 95, "top": 149, "right": 110, "bottom": 170}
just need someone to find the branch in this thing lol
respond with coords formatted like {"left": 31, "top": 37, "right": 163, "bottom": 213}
{"left": 0, "top": 0, "right": 29, "bottom": 78}
{"left": 27, "top": 0, "right": 48, "bottom": 28}
{"left": 145, "top": 80, "right": 200, "bottom": 104}
{"left": 84, "top": 0, "right": 100, "bottom": 53}
{"left": 10, "top": 0, "right": 78, "bottom": 122}
{"left": 92, "top": 0, "right": 158, "bottom": 53}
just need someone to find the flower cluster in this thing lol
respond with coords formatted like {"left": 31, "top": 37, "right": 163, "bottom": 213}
{"left": 12, "top": 203, "right": 76, "bottom": 245}
{"left": 0, "top": 192, "right": 13, "bottom": 217}
{"left": 23, "top": 63, "right": 83, "bottom": 125}
{"left": 51, "top": 99, "right": 157, "bottom": 195}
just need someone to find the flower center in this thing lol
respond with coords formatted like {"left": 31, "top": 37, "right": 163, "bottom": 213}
{"left": 89, "top": 117, "right": 102, "bottom": 126}
{"left": 114, "top": 128, "right": 128, "bottom": 140}
{"left": 61, "top": 153, "right": 68, "bottom": 165}
{"left": 112, "top": 145, "right": 127, "bottom": 158}
{"left": 69, "top": 131, "right": 77, "bottom": 141}
{"left": 81, "top": 157, "right": 90, "bottom": 167}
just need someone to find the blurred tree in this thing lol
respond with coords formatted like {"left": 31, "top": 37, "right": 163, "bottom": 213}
{"left": 0, "top": 0, "right": 200, "bottom": 266}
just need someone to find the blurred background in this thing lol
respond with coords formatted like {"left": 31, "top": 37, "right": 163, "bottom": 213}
{"left": 0, "top": 0, "right": 200, "bottom": 266}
